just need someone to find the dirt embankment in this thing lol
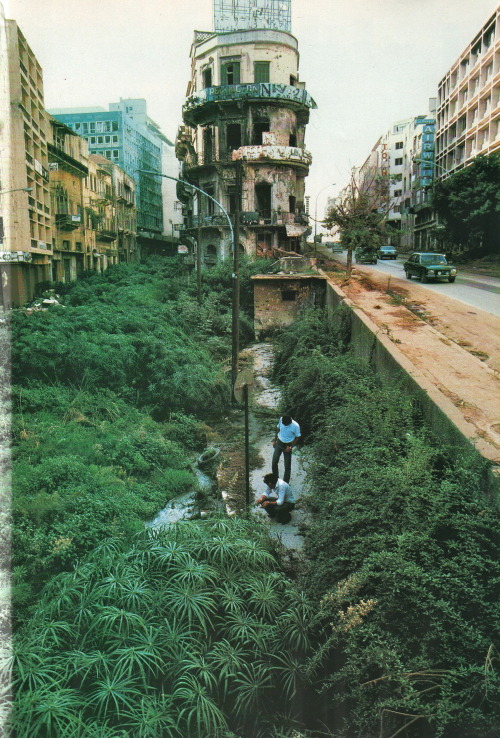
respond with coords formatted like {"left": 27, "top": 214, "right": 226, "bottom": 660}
{"left": 324, "top": 264, "right": 500, "bottom": 460}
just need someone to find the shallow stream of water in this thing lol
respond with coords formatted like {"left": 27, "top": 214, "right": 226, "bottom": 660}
{"left": 146, "top": 468, "right": 213, "bottom": 530}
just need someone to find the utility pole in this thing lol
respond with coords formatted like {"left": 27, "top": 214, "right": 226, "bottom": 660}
{"left": 196, "top": 192, "right": 202, "bottom": 305}
{"left": 231, "top": 160, "right": 242, "bottom": 390}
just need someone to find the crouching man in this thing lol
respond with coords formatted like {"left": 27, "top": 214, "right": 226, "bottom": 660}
{"left": 256, "top": 473, "right": 295, "bottom": 525}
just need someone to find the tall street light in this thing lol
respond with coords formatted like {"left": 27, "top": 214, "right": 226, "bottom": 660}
{"left": 313, "top": 182, "right": 336, "bottom": 251}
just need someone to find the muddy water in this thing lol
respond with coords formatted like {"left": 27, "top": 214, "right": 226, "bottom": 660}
{"left": 244, "top": 342, "right": 310, "bottom": 551}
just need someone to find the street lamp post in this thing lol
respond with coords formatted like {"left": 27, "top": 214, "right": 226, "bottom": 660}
{"left": 313, "top": 183, "right": 336, "bottom": 254}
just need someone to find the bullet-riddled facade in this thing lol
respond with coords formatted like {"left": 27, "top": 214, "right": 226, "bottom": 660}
{"left": 176, "top": 2, "right": 316, "bottom": 263}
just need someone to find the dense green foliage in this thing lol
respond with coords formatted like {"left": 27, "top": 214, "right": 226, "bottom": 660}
{"left": 8, "top": 256, "right": 275, "bottom": 620}
{"left": 432, "top": 153, "right": 500, "bottom": 258}
{"left": 11, "top": 518, "right": 315, "bottom": 738}
{"left": 273, "top": 308, "right": 500, "bottom": 738}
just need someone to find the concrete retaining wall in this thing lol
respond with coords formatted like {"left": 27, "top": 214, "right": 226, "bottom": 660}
{"left": 323, "top": 273, "right": 500, "bottom": 499}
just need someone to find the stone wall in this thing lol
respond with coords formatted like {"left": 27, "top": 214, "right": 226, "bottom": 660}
{"left": 252, "top": 274, "right": 326, "bottom": 338}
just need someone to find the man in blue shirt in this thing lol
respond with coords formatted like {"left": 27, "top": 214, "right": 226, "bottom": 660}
{"left": 256, "top": 473, "right": 295, "bottom": 524}
{"left": 272, "top": 414, "right": 301, "bottom": 483}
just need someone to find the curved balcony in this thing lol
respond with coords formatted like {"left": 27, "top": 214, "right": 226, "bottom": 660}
{"left": 183, "top": 82, "right": 317, "bottom": 124}
{"left": 232, "top": 144, "right": 312, "bottom": 167}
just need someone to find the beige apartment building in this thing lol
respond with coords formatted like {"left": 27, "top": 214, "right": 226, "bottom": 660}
{"left": 49, "top": 121, "right": 137, "bottom": 283}
{"left": 436, "top": 7, "right": 500, "bottom": 175}
{"left": 176, "top": 0, "right": 316, "bottom": 262}
{"left": 0, "top": 9, "right": 52, "bottom": 307}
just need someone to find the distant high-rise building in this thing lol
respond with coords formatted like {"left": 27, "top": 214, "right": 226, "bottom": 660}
{"left": 176, "top": 0, "right": 316, "bottom": 263}
{"left": 51, "top": 99, "right": 177, "bottom": 253}
{"left": 436, "top": 7, "right": 500, "bottom": 176}
{"left": 0, "top": 6, "right": 52, "bottom": 307}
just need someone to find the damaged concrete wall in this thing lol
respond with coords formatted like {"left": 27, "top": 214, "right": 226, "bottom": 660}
{"left": 252, "top": 274, "right": 326, "bottom": 337}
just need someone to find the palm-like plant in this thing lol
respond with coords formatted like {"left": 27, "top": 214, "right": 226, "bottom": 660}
{"left": 174, "top": 673, "right": 228, "bottom": 737}
{"left": 168, "top": 557, "right": 218, "bottom": 588}
{"left": 215, "top": 582, "right": 245, "bottom": 615}
{"left": 114, "top": 627, "right": 166, "bottom": 685}
{"left": 231, "top": 661, "right": 274, "bottom": 719}
{"left": 122, "top": 694, "right": 179, "bottom": 738}
{"left": 246, "top": 575, "right": 283, "bottom": 620}
{"left": 13, "top": 685, "right": 84, "bottom": 738}
{"left": 207, "top": 639, "right": 250, "bottom": 698}
{"left": 86, "top": 672, "right": 144, "bottom": 719}
{"left": 162, "top": 582, "right": 216, "bottom": 635}
{"left": 84, "top": 606, "right": 147, "bottom": 644}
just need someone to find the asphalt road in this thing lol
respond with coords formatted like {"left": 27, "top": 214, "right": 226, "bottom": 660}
{"left": 331, "top": 252, "right": 500, "bottom": 317}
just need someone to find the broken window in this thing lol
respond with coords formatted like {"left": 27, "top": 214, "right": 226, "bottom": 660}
{"left": 202, "top": 67, "right": 213, "bottom": 88}
{"left": 255, "top": 183, "right": 272, "bottom": 219}
{"left": 289, "top": 195, "right": 296, "bottom": 214}
{"left": 281, "top": 290, "right": 297, "bottom": 301}
{"left": 253, "top": 118, "right": 270, "bottom": 145}
{"left": 227, "top": 123, "right": 241, "bottom": 151}
{"left": 289, "top": 132, "right": 297, "bottom": 147}
{"left": 221, "top": 61, "right": 240, "bottom": 85}
{"left": 254, "top": 61, "right": 270, "bottom": 83}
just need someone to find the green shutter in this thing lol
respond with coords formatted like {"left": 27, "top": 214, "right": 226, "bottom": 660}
{"left": 254, "top": 62, "right": 270, "bottom": 83}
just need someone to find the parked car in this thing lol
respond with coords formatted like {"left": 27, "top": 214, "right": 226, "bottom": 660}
{"left": 404, "top": 252, "right": 457, "bottom": 283}
{"left": 355, "top": 249, "right": 377, "bottom": 264}
{"left": 377, "top": 245, "right": 397, "bottom": 259}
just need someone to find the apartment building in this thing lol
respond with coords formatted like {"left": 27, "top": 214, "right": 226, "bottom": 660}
{"left": 0, "top": 8, "right": 52, "bottom": 307}
{"left": 175, "top": 0, "right": 316, "bottom": 262}
{"left": 436, "top": 7, "right": 500, "bottom": 175}
{"left": 51, "top": 99, "right": 177, "bottom": 255}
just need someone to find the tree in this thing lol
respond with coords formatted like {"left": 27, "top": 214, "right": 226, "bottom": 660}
{"left": 324, "top": 167, "right": 392, "bottom": 278}
{"left": 432, "top": 153, "right": 500, "bottom": 258}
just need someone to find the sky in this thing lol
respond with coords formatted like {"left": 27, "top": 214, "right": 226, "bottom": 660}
{"left": 5, "top": 0, "right": 499, "bottom": 218}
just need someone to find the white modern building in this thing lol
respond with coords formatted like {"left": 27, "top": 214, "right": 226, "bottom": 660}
{"left": 436, "top": 6, "right": 500, "bottom": 175}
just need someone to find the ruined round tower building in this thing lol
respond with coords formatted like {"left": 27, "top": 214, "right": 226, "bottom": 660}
{"left": 176, "top": 0, "right": 317, "bottom": 263}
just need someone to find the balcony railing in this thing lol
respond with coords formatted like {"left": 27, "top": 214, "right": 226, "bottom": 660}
{"left": 232, "top": 144, "right": 312, "bottom": 166}
{"left": 183, "top": 211, "right": 309, "bottom": 229}
{"left": 55, "top": 213, "right": 82, "bottom": 230}
{"left": 183, "top": 82, "right": 317, "bottom": 119}
{"left": 96, "top": 226, "right": 117, "bottom": 242}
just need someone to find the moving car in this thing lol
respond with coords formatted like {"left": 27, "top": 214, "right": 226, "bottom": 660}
{"left": 355, "top": 249, "right": 377, "bottom": 264}
{"left": 377, "top": 244, "right": 397, "bottom": 259}
{"left": 404, "top": 252, "right": 457, "bottom": 283}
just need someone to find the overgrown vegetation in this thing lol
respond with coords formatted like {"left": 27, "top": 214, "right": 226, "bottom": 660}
{"left": 10, "top": 518, "right": 316, "bottom": 738}
{"left": 432, "top": 153, "right": 500, "bottom": 259}
{"left": 273, "top": 307, "right": 500, "bottom": 738}
{"left": 7, "top": 256, "right": 276, "bottom": 619}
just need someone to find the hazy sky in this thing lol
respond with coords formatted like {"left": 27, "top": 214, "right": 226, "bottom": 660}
{"left": 5, "top": 0, "right": 499, "bottom": 215}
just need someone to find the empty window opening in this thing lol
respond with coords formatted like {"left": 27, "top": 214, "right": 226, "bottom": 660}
{"left": 254, "top": 61, "right": 270, "bottom": 83}
{"left": 227, "top": 185, "right": 240, "bottom": 214}
{"left": 202, "top": 68, "right": 212, "bottom": 88}
{"left": 281, "top": 290, "right": 297, "bottom": 301}
{"left": 255, "top": 183, "right": 272, "bottom": 218}
{"left": 227, "top": 123, "right": 241, "bottom": 151}
{"left": 206, "top": 244, "right": 217, "bottom": 256}
{"left": 203, "top": 128, "right": 213, "bottom": 162}
{"left": 253, "top": 118, "right": 270, "bottom": 145}
{"left": 289, "top": 195, "right": 296, "bottom": 213}
{"left": 289, "top": 132, "right": 297, "bottom": 147}
{"left": 202, "top": 185, "right": 215, "bottom": 215}
{"left": 290, "top": 75, "right": 297, "bottom": 86}
{"left": 221, "top": 61, "right": 240, "bottom": 85}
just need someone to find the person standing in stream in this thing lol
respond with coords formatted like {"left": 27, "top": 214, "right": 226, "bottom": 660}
{"left": 272, "top": 414, "right": 301, "bottom": 484}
